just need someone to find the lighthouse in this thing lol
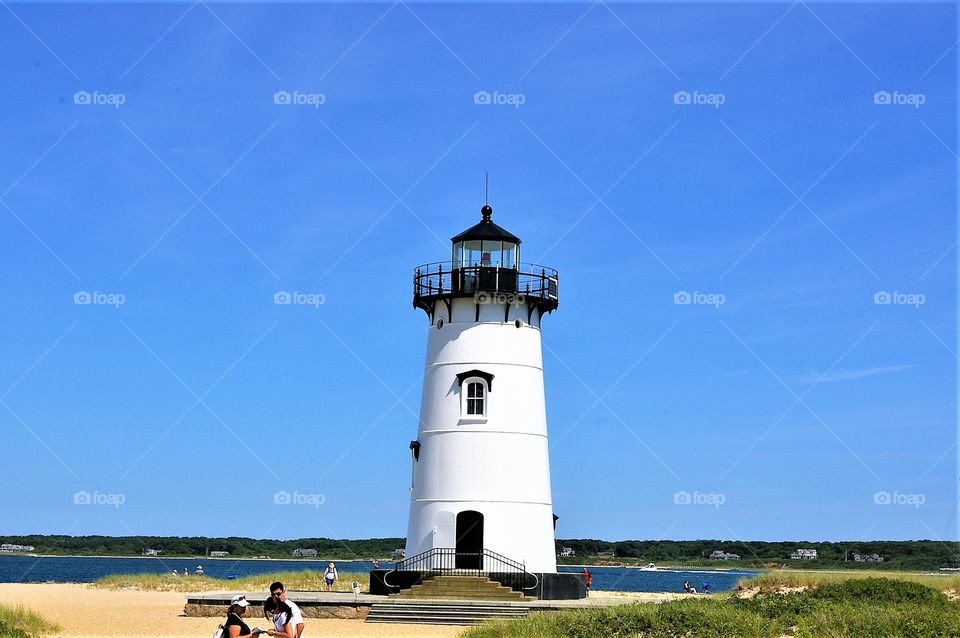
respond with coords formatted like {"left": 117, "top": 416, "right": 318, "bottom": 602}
{"left": 368, "top": 201, "right": 582, "bottom": 599}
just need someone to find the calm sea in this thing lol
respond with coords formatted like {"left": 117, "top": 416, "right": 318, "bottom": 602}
{"left": 0, "top": 555, "right": 757, "bottom": 593}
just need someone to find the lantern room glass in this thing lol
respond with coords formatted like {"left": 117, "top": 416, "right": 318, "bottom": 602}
{"left": 453, "top": 241, "right": 518, "bottom": 269}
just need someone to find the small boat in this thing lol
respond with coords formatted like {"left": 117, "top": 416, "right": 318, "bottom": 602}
{"left": 640, "top": 563, "right": 658, "bottom": 571}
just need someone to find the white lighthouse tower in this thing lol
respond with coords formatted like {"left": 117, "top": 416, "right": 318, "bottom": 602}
{"left": 402, "top": 202, "right": 566, "bottom": 589}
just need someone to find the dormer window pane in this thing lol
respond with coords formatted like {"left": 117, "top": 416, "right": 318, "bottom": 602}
{"left": 465, "top": 380, "right": 486, "bottom": 417}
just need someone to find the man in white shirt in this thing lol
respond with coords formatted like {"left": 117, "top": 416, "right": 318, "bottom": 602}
{"left": 268, "top": 581, "right": 304, "bottom": 638}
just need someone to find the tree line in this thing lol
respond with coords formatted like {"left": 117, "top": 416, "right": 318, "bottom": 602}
{"left": 3, "top": 535, "right": 956, "bottom": 570}
{"left": 1, "top": 535, "right": 404, "bottom": 559}
{"left": 555, "top": 539, "right": 960, "bottom": 570}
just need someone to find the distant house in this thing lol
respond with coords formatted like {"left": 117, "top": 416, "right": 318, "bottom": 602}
{"left": 596, "top": 550, "right": 615, "bottom": 558}
{"left": 142, "top": 548, "right": 163, "bottom": 556}
{"left": 853, "top": 552, "right": 884, "bottom": 563}
{"left": 791, "top": 549, "right": 817, "bottom": 560}
{"left": 0, "top": 544, "right": 34, "bottom": 553}
{"left": 292, "top": 548, "right": 317, "bottom": 557}
{"left": 709, "top": 550, "right": 741, "bottom": 561}
{"left": 209, "top": 551, "right": 229, "bottom": 557}
{"left": 558, "top": 547, "right": 575, "bottom": 557}
{"left": 392, "top": 548, "right": 405, "bottom": 559}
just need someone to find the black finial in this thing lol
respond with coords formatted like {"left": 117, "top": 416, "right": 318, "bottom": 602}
{"left": 481, "top": 203, "right": 492, "bottom": 221}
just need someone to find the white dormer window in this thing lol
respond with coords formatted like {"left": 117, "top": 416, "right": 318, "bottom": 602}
{"left": 456, "top": 369, "right": 494, "bottom": 421}
{"left": 465, "top": 380, "right": 486, "bottom": 417}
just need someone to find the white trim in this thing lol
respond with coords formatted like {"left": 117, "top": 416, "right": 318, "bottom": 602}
{"left": 460, "top": 376, "right": 489, "bottom": 420}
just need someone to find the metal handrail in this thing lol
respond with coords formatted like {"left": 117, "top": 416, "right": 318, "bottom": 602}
{"left": 413, "top": 261, "right": 559, "bottom": 303}
{"left": 386, "top": 547, "right": 538, "bottom": 592}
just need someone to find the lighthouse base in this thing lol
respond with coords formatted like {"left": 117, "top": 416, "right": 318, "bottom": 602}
{"left": 369, "top": 570, "right": 586, "bottom": 600}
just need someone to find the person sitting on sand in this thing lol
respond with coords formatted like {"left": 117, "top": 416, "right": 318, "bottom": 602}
{"left": 682, "top": 580, "right": 697, "bottom": 594}
{"left": 268, "top": 581, "right": 304, "bottom": 638}
{"left": 323, "top": 563, "right": 338, "bottom": 591}
{"left": 196, "top": 564, "right": 205, "bottom": 576}
{"left": 222, "top": 595, "right": 252, "bottom": 637}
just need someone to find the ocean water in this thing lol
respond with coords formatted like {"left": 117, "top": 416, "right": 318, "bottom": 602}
{"left": 0, "top": 555, "right": 757, "bottom": 593}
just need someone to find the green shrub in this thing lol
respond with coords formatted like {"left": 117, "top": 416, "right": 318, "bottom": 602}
{"left": 805, "top": 577, "right": 949, "bottom": 606}
{"left": 464, "top": 579, "right": 960, "bottom": 638}
{"left": 0, "top": 604, "right": 59, "bottom": 638}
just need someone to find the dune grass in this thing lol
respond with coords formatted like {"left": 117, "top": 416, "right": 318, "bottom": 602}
{"left": 738, "top": 569, "right": 960, "bottom": 592}
{"left": 92, "top": 570, "right": 369, "bottom": 593}
{"left": 0, "top": 604, "right": 60, "bottom": 638}
{"left": 464, "top": 578, "right": 960, "bottom": 638}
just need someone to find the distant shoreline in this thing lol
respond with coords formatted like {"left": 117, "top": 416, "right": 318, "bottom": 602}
{"left": 2, "top": 555, "right": 749, "bottom": 572}
{"left": 0, "top": 554, "right": 368, "bottom": 561}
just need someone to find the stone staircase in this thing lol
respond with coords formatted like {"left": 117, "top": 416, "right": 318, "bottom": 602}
{"left": 365, "top": 600, "right": 529, "bottom": 625}
{"left": 391, "top": 575, "right": 530, "bottom": 601}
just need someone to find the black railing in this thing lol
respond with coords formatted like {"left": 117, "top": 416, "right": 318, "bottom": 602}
{"left": 387, "top": 547, "right": 538, "bottom": 592}
{"left": 413, "top": 262, "right": 559, "bottom": 307}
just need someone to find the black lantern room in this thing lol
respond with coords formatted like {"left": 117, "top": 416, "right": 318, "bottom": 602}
{"left": 413, "top": 204, "right": 559, "bottom": 322}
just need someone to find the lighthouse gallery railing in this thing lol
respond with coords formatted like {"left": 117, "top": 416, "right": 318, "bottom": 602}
{"left": 413, "top": 261, "right": 558, "bottom": 304}
{"left": 386, "top": 547, "right": 538, "bottom": 592}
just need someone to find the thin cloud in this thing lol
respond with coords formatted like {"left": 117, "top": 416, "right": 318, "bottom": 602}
{"left": 795, "top": 365, "right": 917, "bottom": 385}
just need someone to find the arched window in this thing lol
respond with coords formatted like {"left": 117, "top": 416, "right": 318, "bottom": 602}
{"left": 465, "top": 380, "right": 486, "bottom": 417}
{"left": 456, "top": 369, "right": 493, "bottom": 421}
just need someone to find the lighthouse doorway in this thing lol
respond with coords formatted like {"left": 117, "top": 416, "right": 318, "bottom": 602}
{"left": 455, "top": 510, "right": 484, "bottom": 569}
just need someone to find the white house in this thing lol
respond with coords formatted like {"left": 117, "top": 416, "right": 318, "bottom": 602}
{"left": 0, "top": 544, "right": 34, "bottom": 552}
{"left": 790, "top": 549, "right": 818, "bottom": 560}
{"left": 709, "top": 550, "right": 741, "bottom": 561}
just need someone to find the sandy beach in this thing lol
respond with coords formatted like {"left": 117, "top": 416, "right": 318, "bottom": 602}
{"left": 0, "top": 583, "right": 462, "bottom": 638}
{"left": 0, "top": 583, "right": 683, "bottom": 638}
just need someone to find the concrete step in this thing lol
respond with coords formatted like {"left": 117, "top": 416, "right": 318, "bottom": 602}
{"left": 365, "top": 601, "right": 529, "bottom": 625}
{"left": 391, "top": 575, "right": 530, "bottom": 601}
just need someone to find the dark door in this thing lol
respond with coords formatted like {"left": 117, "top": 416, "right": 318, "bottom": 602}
{"left": 455, "top": 510, "right": 483, "bottom": 569}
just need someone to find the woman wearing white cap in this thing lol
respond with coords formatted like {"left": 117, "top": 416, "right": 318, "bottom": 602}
{"left": 222, "top": 595, "right": 253, "bottom": 637}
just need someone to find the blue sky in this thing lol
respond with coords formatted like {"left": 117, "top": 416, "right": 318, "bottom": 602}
{"left": 1, "top": 2, "right": 955, "bottom": 545}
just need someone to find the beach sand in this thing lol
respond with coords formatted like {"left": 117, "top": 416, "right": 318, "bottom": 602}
{"left": 0, "top": 583, "right": 684, "bottom": 637}
{"left": 0, "top": 583, "right": 462, "bottom": 638}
